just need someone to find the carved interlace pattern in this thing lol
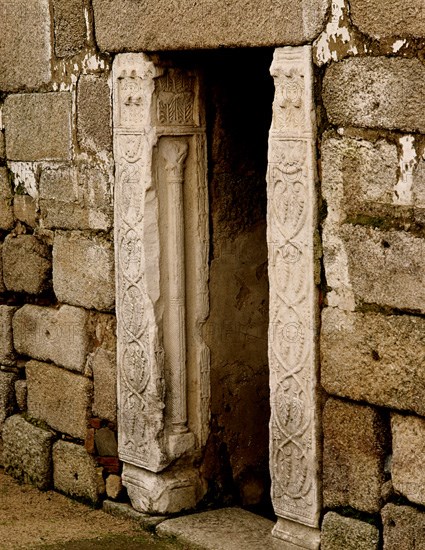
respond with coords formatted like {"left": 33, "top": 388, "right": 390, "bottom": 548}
{"left": 114, "top": 54, "right": 210, "bottom": 474}
{"left": 267, "top": 47, "right": 320, "bottom": 528}
{"left": 114, "top": 57, "right": 167, "bottom": 471}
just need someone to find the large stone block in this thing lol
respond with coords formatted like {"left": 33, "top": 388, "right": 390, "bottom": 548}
{"left": 53, "top": 233, "right": 115, "bottom": 311}
{"left": 13, "top": 195, "right": 37, "bottom": 228}
{"left": 92, "top": 0, "right": 330, "bottom": 51}
{"left": 321, "top": 308, "right": 425, "bottom": 415}
{"left": 321, "top": 133, "right": 399, "bottom": 221}
{"left": 26, "top": 360, "right": 92, "bottom": 439}
{"left": 53, "top": 440, "right": 105, "bottom": 503}
{"left": 77, "top": 75, "right": 112, "bottom": 153}
{"left": 321, "top": 513, "right": 380, "bottom": 550}
{"left": 0, "top": 0, "right": 51, "bottom": 91}
{"left": 2, "top": 414, "right": 53, "bottom": 489}
{"left": 39, "top": 162, "right": 113, "bottom": 231}
{"left": 0, "top": 372, "right": 17, "bottom": 433}
{"left": 0, "top": 306, "right": 18, "bottom": 366}
{"left": 13, "top": 304, "right": 90, "bottom": 373}
{"left": 340, "top": 225, "right": 425, "bottom": 313}
{"left": 4, "top": 93, "right": 72, "bottom": 161}
{"left": 323, "top": 398, "right": 387, "bottom": 513}
{"left": 2, "top": 234, "right": 51, "bottom": 294}
{"left": 92, "top": 348, "right": 116, "bottom": 422}
{"left": 350, "top": 0, "right": 425, "bottom": 39}
{"left": 382, "top": 504, "right": 425, "bottom": 550}
{"left": 323, "top": 58, "right": 425, "bottom": 133}
{"left": 0, "top": 167, "right": 14, "bottom": 230}
{"left": 391, "top": 414, "right": 425, "bottom": 506}
{"left": 53, "top": 0, "right": 86, "bottom": 57}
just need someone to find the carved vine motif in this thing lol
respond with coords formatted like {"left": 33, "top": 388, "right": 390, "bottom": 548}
{"left": 268, "top": 47, "right": 319, "bottom": 528}
{"left": 156, "top": 69, "right": 194, "bottom": 125}
{"left": 114, "top": 56, "right": 167, "bottom": 469}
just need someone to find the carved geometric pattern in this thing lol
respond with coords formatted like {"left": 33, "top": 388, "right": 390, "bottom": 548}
{"left": 267, "top": 46, "right": 321, "bottom": 530}
{"left": 113, "top": 54, "right": 167, "bottom": 472}
{"left": 113, "top": 54, "right": 210, "bottom": 477}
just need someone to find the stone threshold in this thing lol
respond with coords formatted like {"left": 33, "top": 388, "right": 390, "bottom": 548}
{"left": 104, "top": 502, "right": 306, "bottom": 549}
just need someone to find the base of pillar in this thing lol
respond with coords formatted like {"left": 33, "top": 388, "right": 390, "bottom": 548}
{"left": 122, "top": 462, "right": 205, "bottom": 515}
{"left": 272, "top": 517, "right": 320, "bottom": 550}
{"left": 167, "top": 430, "right": 195, "bottom": 459}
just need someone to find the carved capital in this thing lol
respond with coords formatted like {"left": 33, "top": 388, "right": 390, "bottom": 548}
{"left": 162, "top": 139, "right": 189, "bottom": 184}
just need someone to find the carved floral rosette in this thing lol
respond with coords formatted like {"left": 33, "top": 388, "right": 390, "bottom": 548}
{"left": 267, "top": 46, "right": 321, "bottom": 531}
{"left": 113, "top": 54, "right": 210, "bottom": 477}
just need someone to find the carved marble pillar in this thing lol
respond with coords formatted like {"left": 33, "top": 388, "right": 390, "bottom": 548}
{"left": 267, "top": 46, "right": 321, "bottom": 549}
{"left": 113, "top": 54, "right": 209, "bottom": 514}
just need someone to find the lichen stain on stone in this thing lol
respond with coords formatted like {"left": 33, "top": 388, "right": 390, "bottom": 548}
{"left": 52, "top": 49, "right": 111, "bottom": 92}
{"left": 314, "top": 0, "right": 367, "bottom": 66}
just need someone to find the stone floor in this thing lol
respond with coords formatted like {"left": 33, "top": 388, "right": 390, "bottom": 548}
{"left": 0, "top": 469, "right": 296, "bottom": 550}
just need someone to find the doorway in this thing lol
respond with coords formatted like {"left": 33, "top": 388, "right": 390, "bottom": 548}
{"left": 200, "top": 50, "right": 274, "bottom": 517}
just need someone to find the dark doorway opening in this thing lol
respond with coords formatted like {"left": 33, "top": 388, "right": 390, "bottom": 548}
{"left": 201, "top": 49, "right": 274, "bottom": 519}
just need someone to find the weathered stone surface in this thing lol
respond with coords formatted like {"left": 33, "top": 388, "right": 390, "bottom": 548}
{"left": 13, "top": 195, "right": 37, "bottom": 227}
{"left": 340, "top": 225, "right": 425, "bottom": 313}
{"left": 157, "top": 507, "right": 279, "bottom": 550}
{"left": 105, "top": 474, "right": 123, "bottom": 500}
{"left": 323, "top": 58, "right": 425, "bottom": 133}
{"left": 0, "top": 372, "right": 17, "bottom": 433}
{"left": 3, "top": 235, "right": 51, "bottom": 294}
{"left": 321, "top": 513, "right": 380, "bottom": 550}
{"left": 0, "top": 306, "right": 18, "bottom": 366}
{"left": 350, "top": 0, "right": 425, "bottom": 38}
{"left": 77, "top": 75, "right": 112, "bottom": 153}
{"left": 14, "top": 379, "right": 27, "bottom": 411}
{"left": 0, "top": 167, "right": 14, "bottom": 230}
{"left": 382, "top": 504, "right": 425, "bottom": 550}
{"left": 53, "top": 440, "right": 105, "bottom": 503}
{"left": 0, "top": 306, "right": 17, "bottom": 365}
{"left": 0, "top": 245, "right": 5, "bottom": 294}
{"left": 321, "top": 308, "right": 425, "bottom": 415}
{"left": 323, "top": 398, "right": 387, "bottom": 513}
{"left": 2, "top": 414, "right": 53, "bottom": 489}
{"left": 123, "top": 463, "right": 205, "bottom": 516}
{"left": 102, "top": 500, "right": 165, "bottom": 528}
{"left": 53, "top": 233, "right": 114, "bottom": 311}
{"left": 26, "top": 360, "right": 92, "bottom": 439}
{"left": 93, "top": 0, "right": 330, "bottom": 51}
{"left": 40, "top": 162, "right": 113, "bottom": 231}
{"left": 92, "top": 348, "right": 116, "bottom": 423}
{"left": 13, "top": 304, "right": 90, "bottom": 373}
{"left": 321, "top": 133, "right": 399, "bottom": 219}
{"left": 0, "top": 132, "right": 5, "bottom": 160}
{"left": 391, "top": 414, "right": 425, "bottom": 506}
{"left": 95, "top": 427, "right": 118, "bottom": 457}
{"left": 4, "top": 93, "right": 72, "bottom": 161}
{"left": 53, "top": 0, "right": 86, "bottom": 57}
{"left": 0, "top": 0, "right": 51, "bottom": 91}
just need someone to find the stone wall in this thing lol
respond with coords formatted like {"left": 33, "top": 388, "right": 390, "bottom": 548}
{"left": 0, "top": 0, "right": 425, "bottom": 546}
{"left": 0, "top": 0, "right": 120, "bottom": 504}
{"left": 317, "top": 1, "right": 425, "bottom": 548}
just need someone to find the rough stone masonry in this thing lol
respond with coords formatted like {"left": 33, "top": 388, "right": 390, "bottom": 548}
{"left": 0, "top": 0, "right": 424, "bottom": 548}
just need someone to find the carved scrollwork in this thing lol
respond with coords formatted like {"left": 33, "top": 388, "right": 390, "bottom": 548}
{"left": 267, "top": 46, "right": 320, "bottom": 530}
